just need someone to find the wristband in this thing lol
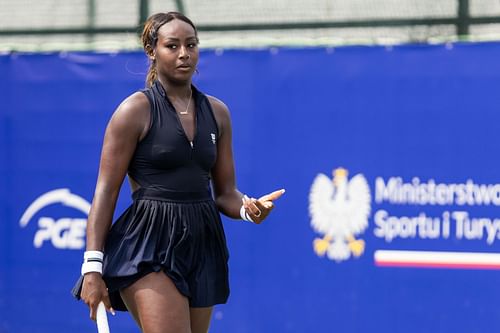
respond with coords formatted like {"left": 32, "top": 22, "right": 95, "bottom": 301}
{"left": 81, "top": 261, "right": 103, "bottom": 275}
{"left": 81, "top": 250, "right": 104, "bottom": 275}
{"left": 240, "top": 204, "right": 254, "bottom": 223}
{"left": 84, "top": 250, "right": 104, "bottom": 261}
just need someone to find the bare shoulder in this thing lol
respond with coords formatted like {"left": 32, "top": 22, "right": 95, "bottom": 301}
{"left": 108, "top": 91, "right": 150, "bottom": 138}
{"left": 206, "top": 95, "right": 231, "bottom": 127}
{"left": 113, "top": 91, "right": 150, "bottom": 121}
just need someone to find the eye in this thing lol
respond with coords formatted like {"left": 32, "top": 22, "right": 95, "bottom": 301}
{"left": 187, "top": 43, "right": 197, "bottom": 48}
{"left": 166, "top": 44, "right": 177, "bottom": 49}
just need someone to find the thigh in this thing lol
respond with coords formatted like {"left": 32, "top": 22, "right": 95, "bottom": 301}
{"left": 120, "top": 272, "right": 190, "bottom": 333}
{"left": 190, "top": 307, "right": 213, "bottom": 333}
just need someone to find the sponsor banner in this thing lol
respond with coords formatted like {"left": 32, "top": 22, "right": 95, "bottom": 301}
{"left": 2, "top": 43, "right": 500, "bottom": 333}
{"left": 19, "top": 188, "right": 90, "bottom": 249}
{"left": 309, "top": 169, "right": 500, "bottom": 269}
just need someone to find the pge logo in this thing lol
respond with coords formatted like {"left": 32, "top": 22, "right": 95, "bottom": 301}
{"left": 19, "top": 189, "right": 90, "bottom": 250}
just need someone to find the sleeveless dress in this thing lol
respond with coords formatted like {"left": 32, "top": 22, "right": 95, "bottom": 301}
{"left": 72, "top": 80, "right": 230, "bottom": 311}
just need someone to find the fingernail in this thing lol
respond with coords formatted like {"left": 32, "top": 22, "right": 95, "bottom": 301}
{"left": 111, "top": 309, "right": 116, "bottom": 316}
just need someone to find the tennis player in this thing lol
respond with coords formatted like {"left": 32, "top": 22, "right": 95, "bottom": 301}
{"left": 72, "top": 11, "right": 284, "bottom": 333}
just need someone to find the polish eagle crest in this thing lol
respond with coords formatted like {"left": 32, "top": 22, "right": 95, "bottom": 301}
{"left": 309, "top": 168, "right": 371, "bottom": 262}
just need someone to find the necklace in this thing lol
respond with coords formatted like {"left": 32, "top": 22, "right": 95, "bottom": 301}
{"left": 178, "top": 89, "right": 192, "bottom": 115}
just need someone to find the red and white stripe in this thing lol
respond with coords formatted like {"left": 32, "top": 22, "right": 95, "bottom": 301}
{"left": 374, "top": 250, "right": 500, "bottom": 270}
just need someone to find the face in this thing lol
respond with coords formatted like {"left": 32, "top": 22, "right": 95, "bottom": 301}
{"left": 153, "top": 19, "right": 199, "bottom": 84}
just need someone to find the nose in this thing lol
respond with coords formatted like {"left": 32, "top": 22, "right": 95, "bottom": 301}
{"left": 179, "top": 45, "right": 190, "bottom": 59}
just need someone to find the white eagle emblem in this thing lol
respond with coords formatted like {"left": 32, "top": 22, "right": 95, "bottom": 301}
{"left": 309, "top": 168, "right": 371, "bottom": 262}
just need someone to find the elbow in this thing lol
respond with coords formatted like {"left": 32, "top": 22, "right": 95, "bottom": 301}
{"left": 215, "top": 196, "right": 225, "bottom": 212}
{"left": 214, "top": 193, "right": 233, "bottom": 216}
{"left": 214, "top": 191, "right": 240, "bottom": 218}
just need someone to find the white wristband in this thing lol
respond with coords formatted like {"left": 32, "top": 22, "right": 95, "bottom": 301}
{"left": 240, "top": 205, "right": 254, "bottom": 223}
{"left": 81, "top": 261, "right": 103, "bottom": 275}
{"left": 82, "top": 250, "right": 104, "bottom": 275}
{"left": 84, "top": 250, "right": 104, "bottom": 261}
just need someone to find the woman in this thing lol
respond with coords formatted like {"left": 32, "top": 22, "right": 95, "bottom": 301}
{"left": 73, "top": 11, "right": 284, "bottom": 333}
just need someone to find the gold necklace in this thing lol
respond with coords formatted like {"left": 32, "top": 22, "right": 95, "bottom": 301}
{"left": 178, "top": 89, "right": 192, "bottom": 115}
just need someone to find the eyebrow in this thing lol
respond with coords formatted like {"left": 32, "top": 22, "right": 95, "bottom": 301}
{"left": 161, "top": 36, "right": 198, "bottom": 41}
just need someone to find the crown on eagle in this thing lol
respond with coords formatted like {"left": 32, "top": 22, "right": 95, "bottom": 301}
{"left": 333, "top": 167, "right": 348, "bottom": 178}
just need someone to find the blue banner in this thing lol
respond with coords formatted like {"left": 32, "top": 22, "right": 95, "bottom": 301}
{"left": 1, "top": 43, "right": 500, "bottom": 333}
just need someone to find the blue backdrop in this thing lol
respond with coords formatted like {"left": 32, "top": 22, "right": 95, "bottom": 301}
{"left": 1, "top": 42, "right": 500, "bottom": 333}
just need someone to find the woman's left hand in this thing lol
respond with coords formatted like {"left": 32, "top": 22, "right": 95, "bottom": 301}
{"left": 242, "top": 189, "right": 285, "bottom": 224}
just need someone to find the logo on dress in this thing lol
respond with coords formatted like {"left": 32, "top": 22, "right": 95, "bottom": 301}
{"left": 309, "top": 168, "right": 371, "bottom": 262}
{"left": 20, "top": 188, "right": 90, "bottom": 250}
{"left": 211, "top": 133, "right": 216, "bottom": 144}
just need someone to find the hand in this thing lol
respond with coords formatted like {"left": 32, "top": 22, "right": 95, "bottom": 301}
{"left": 81, "top": 272, "right": 115, "bottom": 321}
{"left": 242, "top": 189, "right": 285, "bottom": 224}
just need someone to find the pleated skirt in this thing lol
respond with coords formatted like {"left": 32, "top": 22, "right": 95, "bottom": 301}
{"left": 72, "top": 187, "right": 230, "bottom": 311}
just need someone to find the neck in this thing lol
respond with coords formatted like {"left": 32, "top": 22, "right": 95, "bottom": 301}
{"left": 157, "top": 76, "right": 192, "bottom": 98}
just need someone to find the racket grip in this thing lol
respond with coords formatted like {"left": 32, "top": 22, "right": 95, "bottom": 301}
{"left": 96, "top": 301, "right": 110, "bottom": 333}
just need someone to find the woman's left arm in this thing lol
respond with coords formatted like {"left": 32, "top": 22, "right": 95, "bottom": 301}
{"left": 208, "top": 96, "right": 284, "bottom": 223}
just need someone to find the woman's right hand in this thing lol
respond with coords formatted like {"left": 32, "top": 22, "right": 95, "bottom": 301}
{"left": 81, "top": 272, "right": 115, "bottom": 320}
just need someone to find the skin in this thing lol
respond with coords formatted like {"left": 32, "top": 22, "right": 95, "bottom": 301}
{"left": 80, "top": 18, "right": 284, "bottom": 333}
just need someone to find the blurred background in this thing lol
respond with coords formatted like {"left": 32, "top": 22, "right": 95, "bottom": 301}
{"left": 2, "top": 1, "right": 500, "bottom": 333}
{"left": 1, "top": 0, "right": 500, "bottom": 51}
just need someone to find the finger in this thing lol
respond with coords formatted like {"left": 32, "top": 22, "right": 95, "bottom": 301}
{"left": 102, "top": 294, "right": 116, "bottom": 316}
{"left": 242, "top": 196, "right": 255, "bottom": 216}
{"left": 245, "top": 197, "right": 261, "bottom": 217}
{"left": 254, "top": 199, "right": 272, "bottom": 212}
{"left": 254, "top": 201, "right": 273, "bottom": 219}
{"left": 259, "top": 189, "right": 285, "bottom": 202}
{"left": 256, "top": 197, "right": 275, "bottom": 210}
{"left": 90, "top": 302, "right": 98, "bottom": 321}
{"left": 262, "top": 201, "right": 274, "bottom": 210}
{"left": 243, "top": 195, "right": 257, "bottom": 211}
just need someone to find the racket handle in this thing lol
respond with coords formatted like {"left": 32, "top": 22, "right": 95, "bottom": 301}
{"left": 96, "top": 302, "right": 110, "bottom": 333}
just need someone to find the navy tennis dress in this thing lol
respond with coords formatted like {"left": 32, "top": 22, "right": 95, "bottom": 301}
{"left": 72, "top": 80, "right": 230, "bottom": 311}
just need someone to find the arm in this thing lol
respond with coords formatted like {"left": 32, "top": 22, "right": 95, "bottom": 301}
{"left": 82, "top": 92, "right": 150, "bottom": 320}
{"left": 86, "top": 92, "right": 149, "bottom": 252}
{"left": 208, "top": 96, "right": 242, "bottom": 219}
{"left": 208, "top": 96, "right": 285, "bottom": 223}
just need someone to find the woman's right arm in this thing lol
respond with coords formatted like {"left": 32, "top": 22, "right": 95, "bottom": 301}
{"left": 81, "top": 91, "right": 150, "bottom": 321}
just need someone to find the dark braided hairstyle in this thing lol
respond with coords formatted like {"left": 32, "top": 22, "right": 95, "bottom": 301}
{"left": 141, "top": 12, "right": 198, "bottom": 87}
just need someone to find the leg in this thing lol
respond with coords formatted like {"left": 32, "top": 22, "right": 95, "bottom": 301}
{"left": 190, "top": 307, "right": 213, "bottom": 333}
{"left": 120, "top": 286, "right": 142, "bottom": 330}
{"left": 120, "top": 272, "right": 190, "bottom": 333}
